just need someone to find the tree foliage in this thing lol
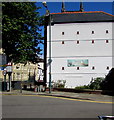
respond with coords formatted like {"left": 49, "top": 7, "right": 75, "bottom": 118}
{"left": 2, "top": 2, "right": 44, "bottom": 64}
{"left": 100, "top": 68, "right": 113, "bottom": 91}
{"left": 89, "top": 77, "right": 104, "bottom": 90}
{"left": 75, "top": 77, "right": 104, "bottom": 90}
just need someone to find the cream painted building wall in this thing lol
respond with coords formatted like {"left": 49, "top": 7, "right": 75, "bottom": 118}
{"left": 0, "top": 48, "right": 39, "bottom": 82}
{"left": 12, "top": 62, "right": 38, "bottom": 82}
{"left": 0, "top": 62, "right": 39, "bottom": 83}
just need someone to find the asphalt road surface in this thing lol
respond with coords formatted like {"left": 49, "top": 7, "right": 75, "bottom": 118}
{"left": 2, "top": 95, "right": 112, "bottom": 119}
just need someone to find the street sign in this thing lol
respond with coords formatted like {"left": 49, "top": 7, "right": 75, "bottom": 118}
{"left": 47, "top": 59, "right": 52, "bottom": 67}
{"left": 6, "top": 62, "right": 12, "bottom": 72}
{"left": 6, "top": 66, "right": 12, "bottom": 72}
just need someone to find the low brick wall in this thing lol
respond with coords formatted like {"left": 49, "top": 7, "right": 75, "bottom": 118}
{"left": 51, "top": 88, "right": 114, "bottom": 96}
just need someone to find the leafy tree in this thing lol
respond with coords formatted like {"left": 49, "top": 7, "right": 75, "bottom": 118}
{"left": 2, "top": 2, "right": 44, "bottom": 64}
{"left": 100, "top": 68, "right": 113, "bottom": 91}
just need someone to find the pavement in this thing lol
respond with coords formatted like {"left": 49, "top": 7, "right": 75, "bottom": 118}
{"left": 1, "top": 90, "right": 113, "bottom": 103}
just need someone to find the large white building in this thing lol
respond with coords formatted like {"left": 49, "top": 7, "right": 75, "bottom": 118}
{"left": 44, "top": 2, "right": 114, "bottom": 88}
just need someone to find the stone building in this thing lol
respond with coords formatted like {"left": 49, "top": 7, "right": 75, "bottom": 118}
{"left": 0, "top": 47, "right": 43, "bottom": 90}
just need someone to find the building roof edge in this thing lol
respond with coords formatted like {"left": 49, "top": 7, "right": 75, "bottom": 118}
{"left": 51, "top": 11, "right": 114, "bottom": 17}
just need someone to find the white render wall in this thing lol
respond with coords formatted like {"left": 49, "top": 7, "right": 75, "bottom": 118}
{"left": 46, "top": 22, "right": 113, "bottom": 88}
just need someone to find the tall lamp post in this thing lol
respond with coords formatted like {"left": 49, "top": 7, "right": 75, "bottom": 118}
{"left": 42, "top": 1, "right": 52, "bottom": 93}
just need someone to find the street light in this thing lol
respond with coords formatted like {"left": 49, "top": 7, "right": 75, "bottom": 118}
{"left": 42, "top": 1, "right": 47, "bottom": 8}
{"left": 42, "top": 1, "right": 52, "bottom": 93}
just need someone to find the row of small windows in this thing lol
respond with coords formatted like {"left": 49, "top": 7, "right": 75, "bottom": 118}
{"left": 61, "top": 40, "right": 109, "bottom": 44}
{"left": 62, "top": 30, "right": 109, "bottom": 35}
{"left": 62, "top": 66, "right": 110, "bottom": 70}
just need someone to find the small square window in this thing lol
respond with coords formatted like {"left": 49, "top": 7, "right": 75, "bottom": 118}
{"left": 77, "top": 40, "right": 79, "bottom": 44}
{"left": 16, "top": 66, "right": 19, "bottom": 69}
{"left": 92, "top": 40, "right": 94, "bottom": 44}
{"left": 77, "top": 31, "right": 79, "bottom": 35}
{"left": 62, "top": 67, "right": 64, "bottom": 70}
{"left": 107, "top": 66, "right": 109, "bottom": 70}
{"left": 62, "top": 32, "right": 64, "bottom": 35}
{"left": 92, "top": 31, "right": 94, "bottom": 34}
{"left": 106, "top": 30, "right": 109, "bottom": 33}
{"left": 106, "top": 40, "right": 109, "bottom": 43}
{"left": 92, "top": 66, "right": 95, "bottom": 70}
{"left": 77, "top": 67, "right": 79, "bottom": 70}
{"left": 62, "top": 41, "right": 64, "bottom": 44}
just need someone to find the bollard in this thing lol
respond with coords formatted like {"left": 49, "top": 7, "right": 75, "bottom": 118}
{"left": 34, "top": 86, "right": 38, "bottom": 92}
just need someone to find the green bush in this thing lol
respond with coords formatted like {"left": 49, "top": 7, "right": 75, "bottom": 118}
{"left": 100, "top": 68, "right": 113, "bottom": 91}
{"left": 89, "top": 77, "right": 104, "bottom": 90}
{"left": 57, "top": 84, "right": 65, "bottom": 88}
{"left": 75, "top": 77, "right": 104, "bottom": 90}
{"left": 75, "top": 85, "right": 90, "bottom": 90}
{"left": 53, "top": 80, "right": 66, "bottom": 88}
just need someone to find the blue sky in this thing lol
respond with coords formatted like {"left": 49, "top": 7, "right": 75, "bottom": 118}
{"left": 36, "top": 2, "right": 113, "bottom": 57}
{"left": 38, "top": 2, "right": 113, "bottom": 15}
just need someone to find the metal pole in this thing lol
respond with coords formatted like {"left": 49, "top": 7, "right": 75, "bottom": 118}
{"left": 49, "top": 13, "right": 51, "bottom": 93}
{"left": 20, "top": 65, "right": 22, "bottom": 93}
{"left": 3, "top": 69, "right": 7, "bottom": 91}
{"left": 4, "top": 75, "right": 6, "bottom": 91}
{"left": 8, "top": 72, "right": 11, "bottom": 92}
{"left": 42, "top": 1, "right": 52, "bottom": 93}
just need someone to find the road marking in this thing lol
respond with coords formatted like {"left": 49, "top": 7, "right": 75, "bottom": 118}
{"left": 2, "top": 94, "right": 113, "bottom": 104}
{"left": 36, "top": 95, "right": 114, "bottom": 104}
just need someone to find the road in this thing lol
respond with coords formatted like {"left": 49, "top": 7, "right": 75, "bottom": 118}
{"left": 2, "top": 95, "right": 112, "bottom": 119}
